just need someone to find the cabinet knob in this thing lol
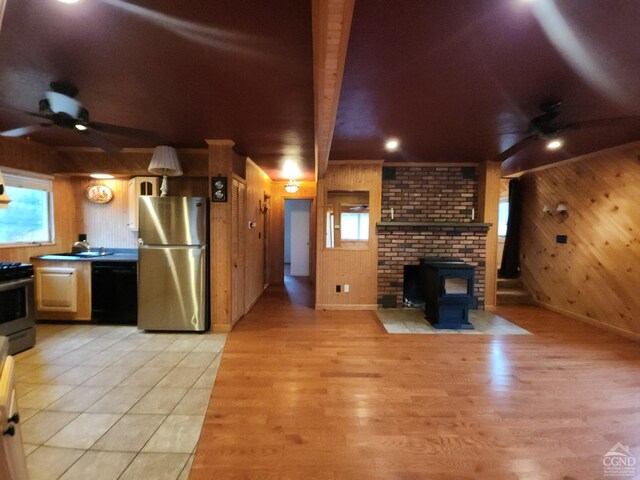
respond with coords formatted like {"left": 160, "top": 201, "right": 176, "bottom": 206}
{"left": 3, "top": 425, "right": 15, "bottom": 437}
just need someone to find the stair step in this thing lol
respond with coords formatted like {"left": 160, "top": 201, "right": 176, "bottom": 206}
{"left": 497, "top": 289, "right": 533, "bottom": 305}
{"left": 497, "top": 278, "right": 523, "bottom": 289}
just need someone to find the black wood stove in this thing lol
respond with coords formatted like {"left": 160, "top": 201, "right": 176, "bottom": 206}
{"left": 419, "top": 257, "right": 475, "bottom": 329}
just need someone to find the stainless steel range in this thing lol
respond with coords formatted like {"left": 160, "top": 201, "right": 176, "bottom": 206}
{"left": 0, "top": 262, "right": 36, "bottom": 355}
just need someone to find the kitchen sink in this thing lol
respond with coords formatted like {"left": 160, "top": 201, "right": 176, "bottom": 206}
{"left": 54, "top": 252, "right": 114, "bottom": 257}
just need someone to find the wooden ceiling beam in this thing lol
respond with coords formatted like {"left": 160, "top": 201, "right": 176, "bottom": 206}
{"left": 312, "top": 0, "right": 355, "bottom": 180}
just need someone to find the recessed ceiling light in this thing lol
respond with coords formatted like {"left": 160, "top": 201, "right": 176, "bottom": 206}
{"left": 75, "top": 124, "right": 88, "bottom": 131}
{"left": 546, "top": 138, "right": 563, "bottom": 150}
{"left": 385, "top": 138, "right": 400, "bottom": 152}
{"left": 57, "top": 0, "right": 82, "bottom": 4}
{"left": 90, "top": 173, "right": 114, "bottom": 179}
{"left": 282, "top": 160, "right": 301, "bottom": 180}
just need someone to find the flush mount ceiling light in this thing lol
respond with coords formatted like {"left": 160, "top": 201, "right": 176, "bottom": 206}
{"left": 57, "top": 0, "right": 82, "bottom": 4}
{"left": 284, "top": 180, "right": 300, "bottom": 194}
{"left": 75, "top": 124, "right": 88, "bottom": 131}
{"left": 148, "top": 146, "right": 183, "bottom": 196}
{"left": 90, "top": 173, "right": 114, "bottom": 179}
{"left": 385, "top": 138, "right": 400, "bottom": 152}
{"left": 545, "top": 138, "right": 563, "bottom": 150}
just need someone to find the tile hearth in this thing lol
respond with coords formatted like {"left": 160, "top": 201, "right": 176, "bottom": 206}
{"left": 14, "top": 323, "right": 226, "bottom": 480}
{"left": 377, "top": 308, "right": 530, "bottom": 335}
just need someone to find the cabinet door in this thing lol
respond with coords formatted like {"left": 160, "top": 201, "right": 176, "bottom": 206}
{"left": 231, "top": 179, "right": 246, "bottom": 325}
{"left": 128, "top": 176, "right": 159, "bottom": 231}
{"left": 0, "top": 356, "right": 28, "bottom": 480}
{"left": 36, "top": 268, "right": 78, "bottom": 312}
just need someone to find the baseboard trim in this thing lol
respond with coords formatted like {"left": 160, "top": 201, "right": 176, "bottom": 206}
{"left": 533, "top": 300, "right": 640, "bottom": 343}
{"left": 315, "top": 304, "right": 378, "bottom": 311}
{"left": 245, "top": 284, "right": 269, "bottom": 314}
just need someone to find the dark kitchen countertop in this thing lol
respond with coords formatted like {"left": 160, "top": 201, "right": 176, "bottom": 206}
{"left": 33, "top": 248, "right": 138, "bottom": 263}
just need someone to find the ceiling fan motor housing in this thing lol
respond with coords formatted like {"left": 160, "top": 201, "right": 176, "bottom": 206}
{"left": 44, "top": 91, "right": 82, "bottom": 118}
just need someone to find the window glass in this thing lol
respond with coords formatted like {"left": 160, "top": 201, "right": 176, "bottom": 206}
{"left": 498, "top": 200, "right": 509, "bottom": 237}
{"left": 0, "top": 170, "right": 54, "bottom": 245}
{"left": 340, "top": 212, "right": 369, "bottom": 241}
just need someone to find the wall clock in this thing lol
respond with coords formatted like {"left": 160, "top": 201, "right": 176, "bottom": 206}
{"left": 86, "top": 184, "right": 114, "bottom": 204}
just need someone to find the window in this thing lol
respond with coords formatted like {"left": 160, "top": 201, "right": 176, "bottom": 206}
{"left": 498, "top": 199, "right": 509, "bottom": 237}
{"left": 0, "top": 168, "right": 54, "bottom": 245}
{"left": 340, "top": 212, "right": 369, "bottom": 241}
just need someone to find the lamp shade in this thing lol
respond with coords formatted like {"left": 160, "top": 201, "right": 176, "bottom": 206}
{"left": 148, "top": 146, "right": 183, "bottom": 177}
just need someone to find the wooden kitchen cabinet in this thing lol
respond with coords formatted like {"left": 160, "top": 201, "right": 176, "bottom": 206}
{"left": 32, "top": 260, "right": 92, "bottom": 321}
{"left": 0, "top": 356, "right": 28, "bottom": 480}
{"left": 128, "top": 176, "right": 159, "bottom": 231}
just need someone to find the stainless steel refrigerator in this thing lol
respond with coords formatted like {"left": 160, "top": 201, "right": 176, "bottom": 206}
{"left": 137, "top": 196, "right": 209, "bottom": 331}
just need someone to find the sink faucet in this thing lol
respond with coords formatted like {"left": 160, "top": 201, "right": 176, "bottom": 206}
{"left": 72, "top": 240, "right": 91, "bottom": 253}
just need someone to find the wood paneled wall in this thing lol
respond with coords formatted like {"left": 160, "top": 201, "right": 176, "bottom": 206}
{"left": 0, "top": 138, "right": 75, "bottom": 263}
{"left": 244, "top": 160, "right": 272, "bottom": 311}
{"left": 520, "top": 143, "right": 640, "bottom": 340}
{"left": 268, "top": 181, "right": 317, "bottom": 285}
{"left": 208, "top": 141, "right": 236, "bottom": 332}
{"left": 53, "top": 148, "right": 208, "bottom": 177}
{"left": 73, "top": 178, "right": 138, "bottom": 249}
{"left": 170, "top": 177, "right": 209, "bottom": 197}
{"left": 0, "top": 137, "right": 59, "bottom": 174}
{"left": 478, "top": 161, "right": 501, "bottom": 306}
{"left": 315, "top": 162, "right": 382, "bottom": 309}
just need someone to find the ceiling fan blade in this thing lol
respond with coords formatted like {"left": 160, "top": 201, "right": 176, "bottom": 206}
{"left": 0, "top": 124, "right": 49, "bottom": 137}
{"left": 89, "top": 121, "right": 159, "bottom": 141}
{"left": 494, "top": 134, "right": 537, "bottom": 162}
{"left": 565, "top": 115, "right": 640, "bottom": 130}
{"left": 84, "top": 130, "right": 120, "bottom": 153}
{"left": 0, "top": 105, "right": 51, "bottom": 120}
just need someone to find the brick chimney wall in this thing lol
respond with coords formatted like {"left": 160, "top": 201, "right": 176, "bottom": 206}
{"left": 377, "top": 166, "right": 488, "bottom": 308}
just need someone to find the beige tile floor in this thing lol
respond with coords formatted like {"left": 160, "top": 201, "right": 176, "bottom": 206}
{"left": 376, "top": 308, "right": 531, "bottom": 334}
{"left": 13, "top": 323, "right": 226, "bottom": 480}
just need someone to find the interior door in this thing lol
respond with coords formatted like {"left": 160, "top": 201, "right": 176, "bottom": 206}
{"left": 290, "top": 199, "right": 310, "bottom": 276}
{"left": 231, "top": 179, "right": 246, "bottom": 325}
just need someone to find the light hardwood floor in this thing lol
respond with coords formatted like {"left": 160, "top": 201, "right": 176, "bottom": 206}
{"left": 192, "top": 276, "right": 640, "bottom": 479}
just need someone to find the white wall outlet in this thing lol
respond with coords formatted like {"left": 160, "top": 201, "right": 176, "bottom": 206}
{"left": 344, "top": 284, "right": 350, "bottom": 293}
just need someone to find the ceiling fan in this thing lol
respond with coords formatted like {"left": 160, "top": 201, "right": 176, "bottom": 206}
{"left": 494, "top": 99, "right": 640, "bottom": 162}
{"left": 0, "top": 81, "right": 157, "bottom": 152}
{"left": 348, "top": 205, "right": 369, "bottom": 212}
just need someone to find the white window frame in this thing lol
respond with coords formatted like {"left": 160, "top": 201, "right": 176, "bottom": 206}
{"left": 0, "top": 167, "right": 55, "bottom": 248}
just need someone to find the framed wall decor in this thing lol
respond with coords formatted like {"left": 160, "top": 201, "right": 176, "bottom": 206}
{"left": 211, "top": 176, "right": 227, "bottom": 202}
{"left": 86, "top": 184, "right": 114, "bottom": 204}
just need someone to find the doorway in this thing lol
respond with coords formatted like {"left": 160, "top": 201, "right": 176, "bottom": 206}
{"left": 284, "top": 199, "right": 311, "bottom": 277}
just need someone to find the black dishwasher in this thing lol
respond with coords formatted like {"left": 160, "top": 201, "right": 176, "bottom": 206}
{"left": 91, "top": 262, "right": 137, "bottom": 324}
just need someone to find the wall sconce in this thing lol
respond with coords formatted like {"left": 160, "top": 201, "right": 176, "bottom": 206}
{"left": 543, "top": 202, "right": 569, "bottom": 220}
{"left": 284, "top": 179, "right": 300, "bottom": 194}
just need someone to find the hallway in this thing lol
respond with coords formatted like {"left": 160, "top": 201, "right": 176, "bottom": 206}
{"left": 191, "top": 281, "right": 640, "bottom": 479}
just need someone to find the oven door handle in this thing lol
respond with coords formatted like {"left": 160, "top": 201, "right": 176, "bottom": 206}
{"left": 0, "top": 276, "right": 33, "bottom": 292}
